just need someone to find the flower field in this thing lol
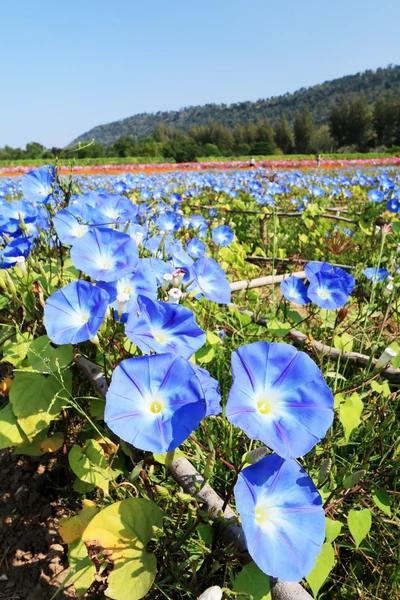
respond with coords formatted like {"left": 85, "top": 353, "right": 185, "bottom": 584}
{"left": 0, "top": 164, "right": 398, "bottom": 600}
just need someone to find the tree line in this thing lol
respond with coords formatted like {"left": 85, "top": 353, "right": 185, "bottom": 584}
{"left": 2, "top": 91, "right": 400, "bottom": 163}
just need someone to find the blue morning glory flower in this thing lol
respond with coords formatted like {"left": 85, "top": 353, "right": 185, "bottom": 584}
{"left": 386, "top": 196, "right": 400, "bottom": 213}
{"left": 186, "top": 237, "right": 207, "bottom": 259}
{"left": 307, "top": 272, "right": 350, "bottom": 309}
{"left": 44, "top": 280, "right": 110, "bottom": 345}
{"left": 70, "top": 227, "right": 139, "bottom": 282}
{"left": 0, "top": 236, "right": 33, "bottom": 269}
{"left": 156, "top": 211, "right": 183, "bottom": 234}
{"left": 367, "top": 189, "right": 384, "bottom": 203}
{"left": 280, "top": 276, "right": 310, "bottom": 305}
{"left": 125, "top": 295, "right": 206, "bottom": 359}
{"left": 234, "top": 454, "right": 325, "bottom": 581}
{"left": 212, "top": 225, "right": 235, "bottom": 247}
{"left": 97, "top": 263, "right": 158, "bottom": 316}
{"left": 305, "top": 262, "right": 355, "bottom": 296}
{"left": 188, "top": 257, "right": 231, "bottom": 304}
{"left": 53, "top": 208, "right": 90, "bottom": 244}
{"left": 226, "top": 342, "right": 334, "bottom": 459}
{"left": 104, "top": 353, "right": 207, "bottom": 453}
{"left": 22, "top": 165, "right": 56, "bottom": 204}
{"left": 363, "top": 267, "right": 390, "bottom": 282}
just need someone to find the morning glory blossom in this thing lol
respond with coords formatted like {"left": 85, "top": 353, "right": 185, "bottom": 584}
{"left": 70, "top": 227, "right": 139, "bottom": 282}
{"left": 367, "top": 189, "right": 385, "bottom": 203}
{"left": 307, "top": 271, "right": 350, "bottom": 309}
{"left": 212, "top": 225, "right": 235, "bottom": 247}
{"left": 125, "top": 295, "right": 206, "bottom": 359}
{"left": 21, "top": 165, "right": 56, "bottom": 204}
{"left": 234, "top": 454, "right": 325, "bottom": 581}
{"left": 105, "top": 353, "right": 207, "bottom": 453}
{"left": 280, "top": 275, "right": 310, "bottom": 305}
{"left": 363, "top": 267, "right": 390, "bottom": 282}
{"left": 44, "top": 280, "right": 109, "bottom": 345}
{"left": 226, "top": 341, "right": 334, "bottom": 459}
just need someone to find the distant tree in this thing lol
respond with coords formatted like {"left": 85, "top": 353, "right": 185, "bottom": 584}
{"left": 294, "top": 105, "right": 314, "bottom": 153}
{"left": 347, "top": 92, "right": 374, "bottom": 150}
{"left": 243, "top": 120, "right": 258, "bottom": 144}
{"left": 255, "top": 118, "right": 275, "bottom": 146}
{"left": 329, "top": 96, "right": 350, "bottom": 147}
{"left": 113, "top": 136, "right": 137, "bottom": 157}
{"left": 203, "top": 143, "right": 220, "bottom": 157}
{"left": 233, "top": 124, "right": 245, "bottom": 146}
{"left": 153, "top": 123, "right": 171, "bottom": 143}
{"left": 274, "top": 113, "right": 294, "bottom": 154}
{"left": 235, "top": 143, "right": 251, "bottom": 156}
{"left": 310, "top": 125, "right": 336, "bottom": 153}
{"left": 162, "top": 137, "right": 199, "bottom": 162}
{"left": 25, "top": 142, "right": 46, "bottom": 158}
{"left": 137, "top": 137, "right": 159, "bottom": 157}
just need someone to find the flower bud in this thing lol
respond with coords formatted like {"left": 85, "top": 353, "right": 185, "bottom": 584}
{"left": 116, "top": 292, "right": 130, "bottom": 316}
{"left": 172, "top": 268, "right": 186, "bottom": 288}
{"left": 15, "top": 256, "right": 26, "bottom": 275}
{"left": 162, "top": 273, "right": 173, "bottom": 290}
{"left": 198, "top": 586, "right": 223, "bottom": 600}
{"left": 168, "top": 288, "right": 183, "bottom": 304}
{"left": 375, "top": 347, "right": 397, "bottom": 370}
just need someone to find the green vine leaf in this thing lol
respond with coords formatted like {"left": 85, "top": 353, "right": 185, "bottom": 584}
{"left": 233, "top": 561, "right": 271, "bottom": 600}
{"left": 306, "top": 542, "right": 335, "bottom": 597}
{"left": 83, "top": 498, "right": 163, "bottom": 600}
{"left": 348, "top": 508, "right": 372, "bottom": 548}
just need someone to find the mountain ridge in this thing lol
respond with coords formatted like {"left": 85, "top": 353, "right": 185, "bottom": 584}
{"left": 69, "top": 65, "right": 400, "bottom": 147}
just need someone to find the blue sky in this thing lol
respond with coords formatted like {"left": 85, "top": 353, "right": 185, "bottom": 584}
{"left": 1, "top": 0, "right": 400, "bottom": 148}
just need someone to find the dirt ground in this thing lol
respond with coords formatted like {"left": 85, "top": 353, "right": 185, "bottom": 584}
{"left": 0, "top": 448, "right": 77, "bottom": 600}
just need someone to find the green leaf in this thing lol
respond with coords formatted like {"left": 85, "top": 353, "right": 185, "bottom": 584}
{"left": 387, "top": 342, "right": 400, "bottom": 368}
{"left": 69, "top": 440, "right": 116, "bottom": 496}
{"left": 60, "top": 500, "right": 99, "bottom": 544}
{"left": 325, "top": 518, "right": 342, "bottom": 544}
{"left": 206, "top": 330, "right": 222, "bottom": 345}
{"left": 333, "top": 332, "right": 354, "bottom": 353}
{"left": 153, "top": 448, "right": 185, "bottom": 465}
{"left": 9, "top": 371, "right": 69, "bottom": 440}
{"left": 195, "top": 345, "right": 215, "bottom": 364}
{"left": 338, "top": 392, "right": 363, "bottom": 442}
{"left": 233, "top": 561, "right": 271, "bottom": 600}
{"left": 83, "top": 498, "right": 163, "bottom": 600}
{"left": 73, "top": 478, "right": 96, "bottom": 494}
{"left": 68, "top": 538, "right": 96, "bottom": 599}
{"left": 27, "top": 335, "right": 73, "bottom": 373}
{"left": 2, "top": 332, "right": 32, "bottom": 367}
{"left": 348, "top": 508, "right": 372, "bottom": 548}
{"left": 266, "top": 318, "right": 292, "bottom": 337}
{"left": 372, "top": 488, "right": 392, "bottom": 516}
{"left": 89, "top": 398, "right": 105, "bottom": 418}
{"left": 306, "top": 542, "right": 335, "bottom": 597}
{"left": 14, "top": 428, "right": 49, "bottom": 455}
{"left": 342, "top": 469, "right": 366, "bottom": 489}
{"left": 0, "top": 403, "right": 27, "bottom": 449}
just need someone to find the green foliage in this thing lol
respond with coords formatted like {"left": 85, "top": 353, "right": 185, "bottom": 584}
{"left": 233, "top": 561, "right": 271, "bottom": 600}
{"left": 348, "top": 508, "right": 372, "bottom": 548}
{"left": 337, "top": 392, "right": 364, "bottom": 442}
{"left": 306, "top": 543, "right": 335, "bottom": 597}
{"left": 68, "top": 440, "right": 118, "bottom": 496}
{"left": 9, "top": 371, "right": 71, "bottom": 440}
{"left": 82, "top": 498, "right": 163, "bottom": 600}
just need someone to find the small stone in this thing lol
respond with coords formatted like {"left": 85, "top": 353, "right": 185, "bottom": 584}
{"left": 49, "top": 543, "right": 64, "bottom": 558}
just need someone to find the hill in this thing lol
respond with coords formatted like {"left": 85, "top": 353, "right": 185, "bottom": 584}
{"left": 70, "top": 65, "right": 400, "bottom": 147}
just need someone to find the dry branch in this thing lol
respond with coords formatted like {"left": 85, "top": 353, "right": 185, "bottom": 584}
{"left": 74, "top": 353, "right": 314, "bottom": 600}
{"left": 230, "top": 271, "right": 306, "bottom": 291}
